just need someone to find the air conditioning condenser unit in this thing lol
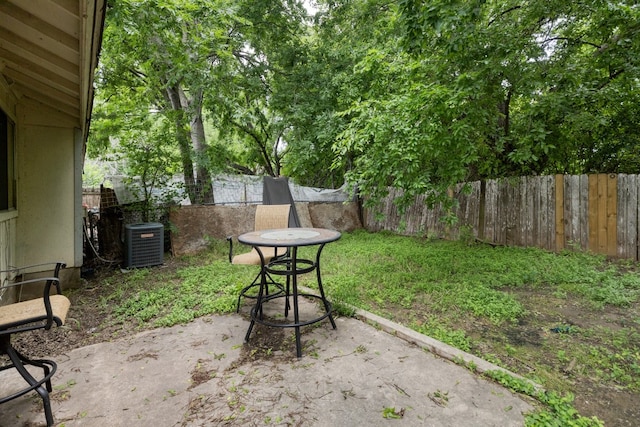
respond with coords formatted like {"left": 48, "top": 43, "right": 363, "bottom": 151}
{"left": 124, "top": 223, "right": 164, "bottom": 268}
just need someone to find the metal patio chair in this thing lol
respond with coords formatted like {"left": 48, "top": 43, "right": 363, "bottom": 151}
{"left": 262, "top": 176, "right": 301, "bottom": 227}
{"left": 228, "top": 204, "right": 291, "bottom": 312}
{"left": 0, "top": 262, "right": 69, "bottom": 427}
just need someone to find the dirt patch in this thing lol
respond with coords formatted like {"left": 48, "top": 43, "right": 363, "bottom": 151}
{"left": 440, "top": 287, "right": 640, "bottom": 427}
{"left": 189, "top": 358, "right": 218, "bottom": 390}
{"left": 10, "top": 261, "right": 187, "bottom": 359}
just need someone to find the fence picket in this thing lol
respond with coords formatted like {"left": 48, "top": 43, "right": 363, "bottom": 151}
{"left": 618, "top": 175, "right": 627, "bottom": 258}
{"left": 617, "top": 175, "right": 638, "bottom": 259}
{"left": 606, "top": 174, "right": 617, "bottom": 257}
{"left": 555, "top": 175, "right": 564, "bottom": 252}
{"left": 546, "top": 175, "right": 556, "bottom": 251}
{"left": 564, "top": 175, "right": 578, "bottom": 248}
{"left": 579, "top": 175, "right": 589, "bottom": 250}
{"left": 484, "top": 179, "right": 497, "bottom": 242}
{"left": 588, "top": 175, "right": 600, "bottom": 252}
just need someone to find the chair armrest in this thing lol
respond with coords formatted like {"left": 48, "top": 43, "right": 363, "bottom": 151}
{"left": 226, "top": 236, "right": 233, "bottom": 263}
{"left": 0, "top": 261, "right": 66, "bottom": 275}
{"left": 1, "top": 262, "right": 66, "bottom": 294}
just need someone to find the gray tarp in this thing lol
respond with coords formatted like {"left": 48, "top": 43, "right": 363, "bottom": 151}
{"left": 212, "top": 175, "right": 352, "bottom": 205}
{"left": 109, "top": 174, "right": 352, "bottom": 206}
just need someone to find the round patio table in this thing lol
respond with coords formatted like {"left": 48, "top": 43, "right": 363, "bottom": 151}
{"left": 237, "top": 227, "right": 341, "bottom": 358}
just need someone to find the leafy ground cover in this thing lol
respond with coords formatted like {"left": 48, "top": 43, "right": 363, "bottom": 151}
{"left": 17, "top": 230, "right": 639, "bottom": 426}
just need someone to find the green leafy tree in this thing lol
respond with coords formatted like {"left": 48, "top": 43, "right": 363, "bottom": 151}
{"left": 89, "top": 0, "right": 640, "bottom": 211}
{"left": 90, "top": 91, "right": 181, "bottom": 221}
{"left": 91, "top": 0, "right": 245, "bottom": 203}
{"left": 204, "top": 0, "right": 308, "bottom": 177}
{"left": 270, "top": 2, "right": 360, "bottom": 188}
{"left": 270, "top": 0, "right": 400, "bottom": 188}
{"left": 116, "top": 121, "right": 182, "bottom": 223}
{"left": 400, "top": 0, "right": 640, "bottom": 174}
{"left": 326, "top": 0, "right": 640, "bottom": 211}
{"left": 92, "top": 0, "right": 314, "bottom": 191}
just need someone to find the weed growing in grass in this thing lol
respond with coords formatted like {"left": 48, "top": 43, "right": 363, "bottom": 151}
{"left": 485, "top": 370, "right": 603, "bottom": 427}
{"left": 114, "top": 285, "right": 174, "bottom": 322}
{"left": 578, "top": 328, "right": 640, "bottom": 390}
{"left": 322, "top": 230, "right": 640, "bottom": 316}
{"left": 318, "top": 230, "right": 639, "bottom": 424}
{"left": 444, "top": 283, "right": 524, "bottom": 323}
{"left": 410, "top": 318, "right": 471, "bottom": 352}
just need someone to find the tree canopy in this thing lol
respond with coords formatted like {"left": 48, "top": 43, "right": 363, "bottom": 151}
{"left": 88, "top": 0, "right": 640, "bottom": 209}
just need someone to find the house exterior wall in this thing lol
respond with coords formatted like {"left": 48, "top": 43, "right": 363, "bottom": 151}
{"left": 0, "top": 84, "right": 81, "bottom": 303}
{"left": 0, "top": 0, "right": 106, "bottom": 304}
{"left": 17, "top": 125, "right": 75, "bottom": 264}
{"left": 0, "top": 78, "right": 19, "bottom": 286}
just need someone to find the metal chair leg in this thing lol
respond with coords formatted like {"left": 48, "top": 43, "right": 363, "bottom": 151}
{"left": 236, "top": 270, "right": 262, "bottom": 313}
{"left": 2, "top": 341, "right": 57, "bottom": 427}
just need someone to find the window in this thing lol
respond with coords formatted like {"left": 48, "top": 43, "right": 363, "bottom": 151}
{"left": 0, "top": 108, "right": 15, "bottom": 211}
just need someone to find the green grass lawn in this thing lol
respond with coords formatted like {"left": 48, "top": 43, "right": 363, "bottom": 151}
{"left": 93, "top": 229, "right": 640, "bottom": 426}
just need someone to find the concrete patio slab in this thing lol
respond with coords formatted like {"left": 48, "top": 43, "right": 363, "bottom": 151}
{"left": 0, "top": 298, "right": 534, "bottom": 426}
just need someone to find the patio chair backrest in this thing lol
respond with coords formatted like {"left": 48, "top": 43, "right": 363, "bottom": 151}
{"left": 262, "top": 176, "right": 301, "bottom": 227}
{"left": 254, "top": 204, "right": 291, "bottom": 231}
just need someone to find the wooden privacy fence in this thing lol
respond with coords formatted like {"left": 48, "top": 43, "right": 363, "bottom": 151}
{"left": 364, "top": 174, "right": 640, "bottom": 261}
{"left": 82, "top": 187, "right": 101, "bottom": 210}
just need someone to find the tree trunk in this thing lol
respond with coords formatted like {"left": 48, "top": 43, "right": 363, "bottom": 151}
{"left": 179, "top": 86, "right": 214, "bottom": 204}
{"left": 498, "top": 89, "right": 512, "bottom": 138}
{"left": 165, "top": 84, "right": 198, "bottom": 203}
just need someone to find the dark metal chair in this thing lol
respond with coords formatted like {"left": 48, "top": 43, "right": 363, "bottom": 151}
{"left": 262, "top": 176, "right": 301, "bottom": 227}
{"left": 0, "top": 262, "right": 69, "bottom": 427}
{"left": 228, "top": 204, "right": 291, "bottom": 312}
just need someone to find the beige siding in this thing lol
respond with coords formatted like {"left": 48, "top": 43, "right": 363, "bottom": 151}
{"left": 16, "top": 125, "right": 75, "bottom": 268}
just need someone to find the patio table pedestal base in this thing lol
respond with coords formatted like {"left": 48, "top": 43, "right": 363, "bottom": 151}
{"left": 239, "top": 228, "right": 341, "bottom": 358}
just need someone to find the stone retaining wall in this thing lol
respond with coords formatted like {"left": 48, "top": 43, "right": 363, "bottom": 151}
{"left": 169, "top": 202, "right": 362, "bottom": 256}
